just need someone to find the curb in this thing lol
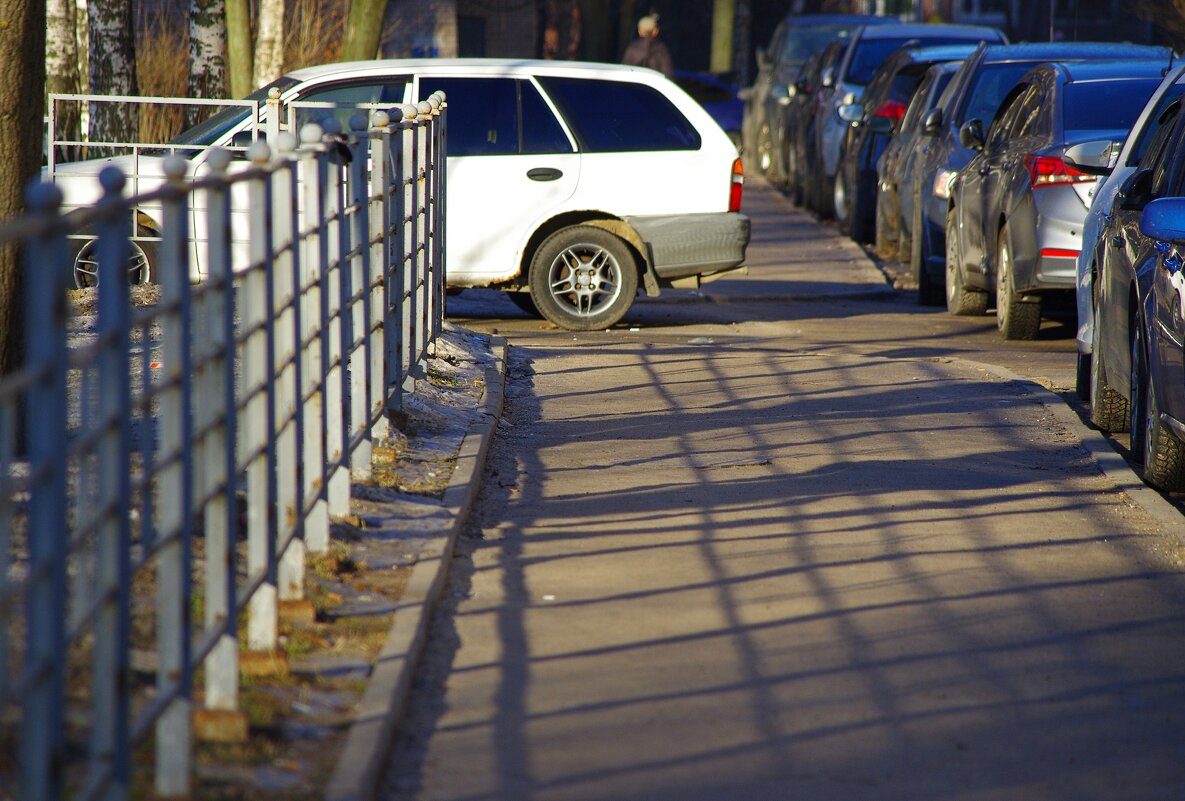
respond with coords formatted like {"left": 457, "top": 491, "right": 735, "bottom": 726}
{"left": 326, "top": 335, "right": 509, "bottom": 801}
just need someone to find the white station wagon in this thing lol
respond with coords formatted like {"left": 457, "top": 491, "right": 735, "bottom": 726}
{"left": 51, "top": 59, "right": 751, "bottom": 331}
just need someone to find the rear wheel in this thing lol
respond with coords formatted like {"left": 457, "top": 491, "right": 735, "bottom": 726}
{"left": 995, "top": 223, "right": 1041, "bottom": 340}
{"left": 833, "top": 169, "right": 850, "bottom": 233}
{"left": 73, "top": 237, "right": 154, "bottom": 289}
{"left": 1130, "top": 317, "right": 1185, "bottom": 491}
{"left": 945, "top": 208, "right": 987, "bottom": 316}
{"left": 528, "top": 225, "right": 639, "bottom": 331}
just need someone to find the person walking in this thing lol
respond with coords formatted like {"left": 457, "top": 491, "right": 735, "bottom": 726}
{"left": 622, "top": 14, "right": 673, "bottom": 77}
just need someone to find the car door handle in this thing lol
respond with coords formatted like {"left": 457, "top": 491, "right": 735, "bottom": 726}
{"left": 978, "top": 166, "right": 991, "bottom": 176}
{"left": 527, "top": 167, "right": 563, "bottom": 182}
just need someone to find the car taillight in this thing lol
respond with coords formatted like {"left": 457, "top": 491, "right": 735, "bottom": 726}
{"left": 873, "top": 99, "right": 907, "bottom": 125}
{"left": 1024, "top": 155, "right": 1093, "bottom": 188}
{"left": 729, "top": 158, "right": 744, "bottom": 212}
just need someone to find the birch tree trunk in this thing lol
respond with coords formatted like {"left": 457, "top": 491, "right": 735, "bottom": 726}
{"left": 0, "top": 0, "right": 46, "bottom": 377}
{"left": 225, "top": 0, "right": 253, "bottom": 97}
{"left": 342, "top": 0, "right": 389, "bottom": 61}
{"left": 187, "top": 0, "right": 228, "bottom": 126}
{"left": 253, "top": 0, "right": 285, "bottom": 88}
{"left": 88, "top": 0, "right": 138, "bottom": 155}
{"left": 47, "top": 0, "right": 82, "bottom": 160}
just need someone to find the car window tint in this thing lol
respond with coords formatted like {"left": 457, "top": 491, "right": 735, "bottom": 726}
{"left": 520, "top": 81, "right": 572, "bottom": 154}
{"left": 418, "top": 77, "right": 520, "bottom": 155}
{"left": 537, "top": 76, "right": 701, "bottom": 152}
{"left": 986, "top": 88, "right": 1024, "bottom": 149}
{"left": 1062, "top": 79, "right": 1161, "bottom": 135}
{"left": 1128, "top": 88, "right": 1185, "bottom": 166}
{"left": 897, "top": 73, "right": 935, "bottom": 135}
{"left": 1011, "top": 85, "right": 1045, "bottom": 138}
{"left": 296, "top": 79, "right": 409, "bottom": 133}
{"left": 959, "top": 62, "right": 1038, "bottom": 126}
{"left": 847, "top": 37, "right": 994, "bottom": 86}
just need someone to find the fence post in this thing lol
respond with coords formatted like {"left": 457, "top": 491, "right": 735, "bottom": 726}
{"left": 319, "top": 118, "right": 349, "bottom": 524}
{"left": 401, "top": 104, "right": 419, "bottom": 398}
{"left": 20, "top": 181, "right": 70, "bottom": 801}
{"left": 432, "top": 92, "right": 447, "bottom": 340}
{"left": 347, "top": 114, "right": 373, "bottom": 478}
{"left": 155, "top": 154, "right": 196, "bottom": 799}
{"left": 414, "top": 102, "right": 432, "bottom": 369}
{"left": 367, "top": 111, "right": 392, "bottom": 443}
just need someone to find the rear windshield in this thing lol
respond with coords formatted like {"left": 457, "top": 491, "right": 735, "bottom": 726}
{"left": 847, "top": 36, "right": 994, "bottom": 86}
{"left": 778, "top": 25, "right": 852, "bottom": 64}
{"left": 959, "top": 62, "right": 1040, "bottom": 126}
{"left": 537, "top": 76, "right": 701, "bottom": 152}
{"left": 1063, "top": 78, "right": 1162, "bottom": 135}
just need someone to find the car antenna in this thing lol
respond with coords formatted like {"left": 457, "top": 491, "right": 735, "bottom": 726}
{"left": 1167, "top": 50, "right": 1176, "bottom": 77}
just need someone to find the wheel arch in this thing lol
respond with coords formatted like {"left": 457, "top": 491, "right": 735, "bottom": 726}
{"left": 517, "top": 212, "right": 651, "bottom": 294}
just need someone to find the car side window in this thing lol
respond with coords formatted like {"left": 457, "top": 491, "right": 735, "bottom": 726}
{"left": 416, "top": 77, "right": 572, "bottom": 156}
{"left": 1155, "top": 114, "right": 1185, "bottom": 197}
{"left": 537, "top": 76, "right": 701, "bottom": 152}
{"left": 1129, "top": 93, "right": 1185, "bottom": 167}
{"left": 1010, "top": 85, "right": 1045, "bottom": 138}
{"left": 985, "top": 87, "right": 1024, "bottom": 150}
{"left": 897, "top": 73, "right": 935, "bottom": 135}
{"left": 1137, "top": 100, "right": 1181, "bottom": 175}
{"left": 294, "top": 79, "right": 409, "bottom": 133}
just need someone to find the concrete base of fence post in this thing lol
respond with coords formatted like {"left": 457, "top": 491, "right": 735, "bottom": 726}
{"left": 240, "top": 650, "right": 291, "bottom": 678}
{"left": 193, "top": 709, "right": 250, "bottom": 743}
{"left": 279, "top": 599, "right": 317, "bottom": 626}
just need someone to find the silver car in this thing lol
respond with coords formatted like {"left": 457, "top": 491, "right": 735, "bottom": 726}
{"left": 946, "top": 60, "right": 1165, "bottom": 339}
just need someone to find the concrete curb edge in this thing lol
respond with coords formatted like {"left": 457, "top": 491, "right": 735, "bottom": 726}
{"left": 326, "top": 335, "right": 509, "bottom": 801}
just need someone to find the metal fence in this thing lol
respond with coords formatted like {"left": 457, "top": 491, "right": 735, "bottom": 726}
{"left": 0, "top": 95, "right": 446, "bottom": 801}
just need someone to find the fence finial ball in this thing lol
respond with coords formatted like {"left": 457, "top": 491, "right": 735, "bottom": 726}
{"left": 321, "top": 117, "right": 343, "bottom": 136}
{"left": 417, "top": 101, "right": 433, "bottom": 117}
{"left": 268, "top": 86, "right": 282, "bottom": 101}
{"left": 98, "top": 165, "right": 127, "bottom": 194}
{"left": 206, "top": 148, "right": 233, "bottom": 174}
{"left": 301, "top": 123, "right": 325, "bottom": 145}
{"left": 275, "top": 132, "right": 298, "bottom": 154}
{"left": 371, "top": 109, "right": 390, "bottom": 128}
{"left": 247, "top": 140, "right": 271, "bottom": 164}
{"left": 428, "top": 93, "right": 442, "bottom": 110}
{"left": 349, "top": 113, "right": 369, "bottom": 133}
{"left": 25, "top": 181, "right": 63, "bottom": 211}
{"left": 401, "top": 103, "right": 418, "bottom": 121}
{"left": 163, "top": 156, "right": 188, "bottom": 182}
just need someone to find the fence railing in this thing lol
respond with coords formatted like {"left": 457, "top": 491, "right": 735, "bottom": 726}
{"left": 0, "top": 94, "right": 446, "bottom": 801}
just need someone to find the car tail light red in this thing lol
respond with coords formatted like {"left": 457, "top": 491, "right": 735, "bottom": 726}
{"left": 1040, "top": 248, "right": 1080, "bottom": 259}
{"left": 729, "top": 158, "right": 744, "bottom": 212}
{"left": 1024, "top": 155, "right": 1093, "bottom": 188}
{"left": 873, "top": 99, "right": 907, "bottom": 125}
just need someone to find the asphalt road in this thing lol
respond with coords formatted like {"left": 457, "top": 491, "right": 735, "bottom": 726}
{"left": 380, "top": 180, "right": 1185, "bottom": 800}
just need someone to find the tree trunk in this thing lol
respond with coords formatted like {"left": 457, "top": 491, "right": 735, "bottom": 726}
{"left": 225, "top": 0, "right": 253, "bottom": 97}
{"left": 342, "top": 0, "right": 389, "bottom": 61}
{"left": 710, "top": 0, "right": 735, "bottom": 74}
{"left": 578, "top": 0, "right": 612, "bottom": 62}
{"left": 0, "top": 0, "right": 47, "bottom": 377}
{"left": 187, "top": 0, "right": 229, "bottom": 126}
{"left": 46, "top": 0, "right": 82, "bottom": 161}
{"left": 88, "top": 0, "right": 138, "bottom": 155}
{"left": 253, "top": 0, "right": 285, "bottom": 87}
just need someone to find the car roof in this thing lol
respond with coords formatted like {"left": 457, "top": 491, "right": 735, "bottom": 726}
{"left": 782, "top": 14, "right": 900, "bottom": 27}
{"left": 283, "top": 58, "right": 664, "bottom": 83}
{"left": 1047, "top": 59, "right": 1172, "bottom": 82}
{"left": 902, "top": 43, "right": 981, "bottom": 63}
{"left": 856, "top": 23, "right": 1004, "bottom": 40}
{"left": 979, "top": 41, "right": 1172, "bottom": 64}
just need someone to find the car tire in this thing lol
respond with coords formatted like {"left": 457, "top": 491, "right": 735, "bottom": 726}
{"left": 785, "top": 146, "right": 804, "bottom": 206}
{"left": 874, "top": 187, "right": 898, "bottom": 261}
{"left": 833, "top": 169, "right": 850, "bottom": 233}
{"left": 1130, "top": 316, "right": 1185, "bottom": 491}
{"left": 506, "top": 291, "right": 541, "bottom": 317}
{"left": 73, "top": 236, "right": 155, "bottom": 289}
{"left": 945, "top": 208, "right": 987, "bottom": 316}
{"left": 912, "top": 201, "right": 942, "bottom": 307}
{"left": 995, "top": 223, "right": 1041, "bottom": 340}
{"left": 528, "top": 225, "right": 639, "bottom": 331}
{"left": 848, "top": 172, "right": 874, "bottom": 244}
{"left": 1088, "top": 291, "right": 1129, "bottom": 430}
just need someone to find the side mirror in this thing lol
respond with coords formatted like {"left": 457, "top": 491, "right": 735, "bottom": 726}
{"left": 821, "top": 66, "right": 835, "bottom": 88}
{"left": 921, "top": 107, "right": 943, "bottom": 137}
{"left": 868, "top": 115, "right": 895, "bottom": 135}
{"left": 838, "top": 103, "right": 864, "bottom": 124}
{"left": 958, "top": 119, "right": 985, "bottom": 152}
{"left": 1140, "top": 197, "right": 1185, "bottom": 242}
{"left": 1063, "top": 139, "right": 1117, "bottom": 176}
{"left": 1119, "top": 167, "right": 1154, "bottom": 212}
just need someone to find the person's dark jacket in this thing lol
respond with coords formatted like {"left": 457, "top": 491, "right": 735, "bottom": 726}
{"left": 623, "top": 37, "right": 673, "bottom": 77}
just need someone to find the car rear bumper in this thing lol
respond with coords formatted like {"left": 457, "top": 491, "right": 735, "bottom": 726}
{"left": 626, "top": 212, "right": 752, "bottom": 279}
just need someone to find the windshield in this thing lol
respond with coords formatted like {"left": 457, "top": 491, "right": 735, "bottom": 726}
{"left": 1063, "top": 78, "right": 1162, "bottom": 136}
{"left": 778, "top": 25, "right": 852, "bottom": 64}
{"left": 959, "top": 62, "right": 1039, "bottom": 126}
{"left": 169, "top": 76, "right": 300, "bottom": 146}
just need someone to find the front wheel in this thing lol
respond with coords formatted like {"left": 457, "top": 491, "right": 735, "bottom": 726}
{"left": 995, "top": 223, "right": 1041, "bottom": 340}
{"left": 528, "top": 226, "right": 639, "bottom": 331}
{"left": 73, "top": 237, "right": 154, "bottom": 289}
{"left": 945, "top": 208, "right": 987, "bottom": 316}
{"left": 1130, "top": 317, "right": 1185, "bottom": 491}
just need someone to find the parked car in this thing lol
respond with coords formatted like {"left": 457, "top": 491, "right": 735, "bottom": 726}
{"left": 1076, "top": 63, "right": 1185, "bottom": 401}
{"left": 1087, "top": 85, "right": 1185, "bottom": 437}
{"left": 901, "top": 42, "right": 1173, "bottom": 309}
{"left": 833, "top": 43, "right": 976, "bottom": 243}
{"left": 800, "top": 22, "right": 1007, "bottom": 220}
{"left": 875, "top": 60, "right": 961, "bottom": 282}
{"left": 50, "top": 59, "right": 751, "bottom": 331}
{"left": 946, "top": 60, "right": 1165, "bottom": 339}
{"left": 786, "top": 39, "right": 849, "bottom": 210}
{"left": 675, "top": 70, "right": 744, "bottom": 149}
{"left": 740, "top": 13, "right": 897, "bottom": 183}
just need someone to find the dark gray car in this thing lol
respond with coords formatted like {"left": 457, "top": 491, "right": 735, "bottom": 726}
{"left": 946, "top": 60, "right": 1165, "bottom": 339}
{"left": 902, "top": 41, "right": 1173, "bottom": 309}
